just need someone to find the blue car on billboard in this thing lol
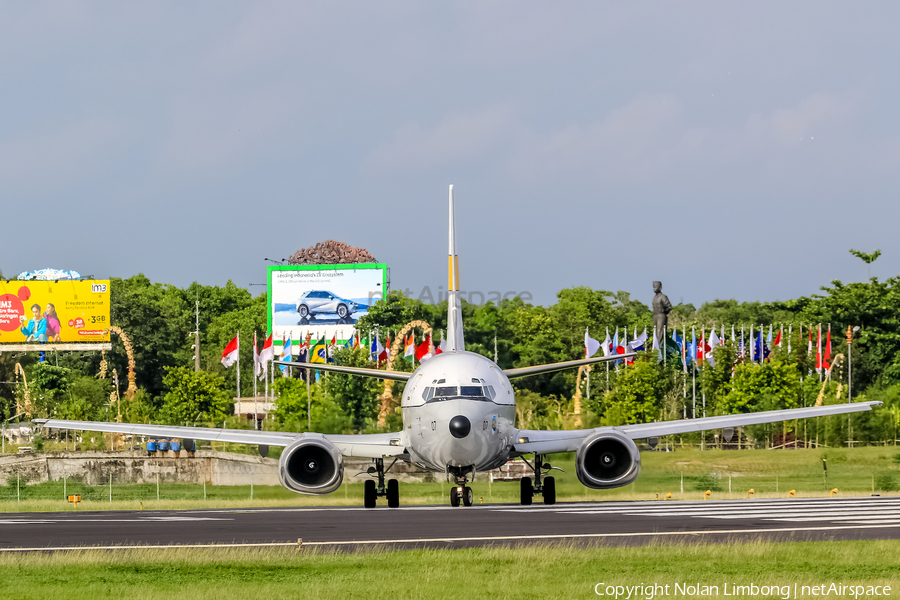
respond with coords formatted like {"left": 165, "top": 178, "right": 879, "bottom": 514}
{"left": 296, "top": 290, "right": 358, "bottom": 320}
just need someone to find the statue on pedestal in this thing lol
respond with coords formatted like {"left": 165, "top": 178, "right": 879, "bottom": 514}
{"left": 652, "top": 281, "right": 672, "bottom": 347}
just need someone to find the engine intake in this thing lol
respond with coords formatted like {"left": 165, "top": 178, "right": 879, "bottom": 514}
{"left": 575, "top": 431, "right": 640, "bottom": 489}
{"left": 279, "top": 437, "right": 343, "bottom": 495}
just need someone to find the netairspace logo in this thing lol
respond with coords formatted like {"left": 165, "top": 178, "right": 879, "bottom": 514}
{"left": 593, "top": 582, "right": 893, "bottom": 599}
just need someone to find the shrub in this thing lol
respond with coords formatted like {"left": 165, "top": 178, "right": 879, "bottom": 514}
{"left": 693, "top": 473, "right": 722, "bottom": 492}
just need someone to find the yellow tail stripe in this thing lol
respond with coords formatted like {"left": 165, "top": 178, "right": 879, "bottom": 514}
{"left": 448, "top": 256, "right": 454, "bottom": 291}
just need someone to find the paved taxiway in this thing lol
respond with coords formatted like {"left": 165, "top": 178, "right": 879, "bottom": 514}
{"left": 2, "top": 496, "right": 899, "bottom": 551}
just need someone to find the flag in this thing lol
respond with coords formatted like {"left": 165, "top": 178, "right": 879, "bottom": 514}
{"left": 379, "top": 334, "right": 391, "bottom": 364}
{"left": 415, "top": 334, "right": 433, "bottom": 361}
{"left": 816, "top": 325, "right": 822, "bottom": 373}
{"left": 585, "top": 329, "right": 601, "bottom": 358}
{"left": 707, "top": 330, "right": 720, "bottom": 366}
{"left": 252, "top": 332, "right": 261, "bottom": 378}
{"left": 754, "top": 329, "right": 763, "bottom": 363}
{"left": 221, "top": 335, "right": 239, "bottom": 367}
{"left": 353, "top": 332, "right": 360, "bottom": 349}
{"left": 652, "top": 326, "right": 661, "bottom": 359}
{"left": 738, "top": 328, "right": 746, "bottom": 362}
{"left": 773, "top": 328, "right": 782, "bottom": 348}
{"left": 279, "top": 334, "right": 293, "bottom": 373}
{"left": 297, "top": 344, "right": 309, "bottom": 380}
{"left": 672, "top": 328, "right": 685, "bottom": 371}
{"left": 601, "top": 330, "right": 612, "bottom": 357}
{"left": 404, "top": 334, "right": 415, "bottom": 359}
{"left": 628, "top": 327, "right": 647, "bottom": 353}
{"left": 258, "top": 334, "right": 274, "bottom": 379}
{"left": 371, "top": 334, "right": 383, "bottom": 362}
{"left": 824, "top": 326, "right": 832, "bottom": 371}
{"left": 435, "top": 331, "right": 445, "bottom": 355}
{"left": 807, "top": 326, "right": 813, "bottom": 357}
{"left": 330, "top": 333, "right": 337, "bottom": 347}
{"left": 311, "top": 335, "right": 327, "bottom": 364}
{"left": 688, "top": 328, "right": 697, "bottom": 366}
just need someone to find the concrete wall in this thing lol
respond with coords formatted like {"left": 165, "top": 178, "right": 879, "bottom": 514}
{"left": 0, "top": 451, "right": 280, "bottom": 486}
{"left": 0, "top": 452, "right": 436, "bottom": 486}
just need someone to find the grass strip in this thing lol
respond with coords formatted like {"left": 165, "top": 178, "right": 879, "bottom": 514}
{"left": 0, "top": 539, "right": 897, "bottom": 599}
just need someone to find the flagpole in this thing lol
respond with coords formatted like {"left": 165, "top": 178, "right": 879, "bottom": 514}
{"left": 236, "top": 331, "right": 241, "bottom": 419}
{"left": 692, "top": 326, "right": 696, "bottom": 419}
{"left": 682, "top": 324, "right": 686, "bottom": 418}
{"left": 253, "top": 332, "right": 258, "bottom": 430}
{"left": 585, "top": 327, "right": 590, "bottom": 401}
{"left": 605, "top": 326, "right": 610, "bottom": 391}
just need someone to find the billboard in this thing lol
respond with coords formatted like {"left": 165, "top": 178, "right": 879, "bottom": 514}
{"left": 268, "top": 264, "right": 387, "bottom": 350}
{"left": 0, "top": 280, "right": 111, "bottom": 343}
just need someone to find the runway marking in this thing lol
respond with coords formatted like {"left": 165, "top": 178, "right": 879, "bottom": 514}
{"left": 2, "top": 522, "right": 900, "bottom": 553}
{"left": 0, "top": 517, "right": 232, "bottom": 525}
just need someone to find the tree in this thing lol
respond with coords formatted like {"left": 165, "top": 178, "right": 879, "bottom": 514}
{"left": 720, "top": 359, "right": 801, "bottom": 415}
{"left": 159, "top": 366, "right": 231, "bottom": 424}
{"left": 322, "top": 347, "right": 381, "bottom": 431}
{"left": 599, "top": 355, "right": 666, "bottom": 425}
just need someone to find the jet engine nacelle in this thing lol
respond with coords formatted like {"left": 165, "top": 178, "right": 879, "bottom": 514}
{"left": 278, "top": 436, "right": 344, "bottom": 495}
{"left": 575, "top": 430, "right": 641, "bottom": 489}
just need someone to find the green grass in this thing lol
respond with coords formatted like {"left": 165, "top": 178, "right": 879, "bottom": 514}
{"left": 1, "top": 445, "right": 898, "bottom": 512}
{"left": 0, "top": 540, "right": 897, "bottom": 599}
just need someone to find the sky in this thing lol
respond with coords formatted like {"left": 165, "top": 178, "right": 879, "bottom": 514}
{"left": 2, "top": 3, "right": 899, "bottom": 308}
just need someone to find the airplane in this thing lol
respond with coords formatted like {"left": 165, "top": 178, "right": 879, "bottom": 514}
{"left": 37, "top": 185, "right": 881, "bottom": 509}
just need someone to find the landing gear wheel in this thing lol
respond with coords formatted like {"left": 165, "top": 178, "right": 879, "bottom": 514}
{"left": 450, "top": 487, "right": 461, "bottom": 507}
{"left": 542, "top": 476, "right": 556, "bottom": 505}
{"left": 462, "top": 486, "right": 474, "bottom": 507}
{"left": 520, "top": 476, "right": 533, "bottom": 505}
{"left": 386, "top": 479, "right": 400, "bottom": 508}
{"left": 364, "top": 479, "right": 377, "bottom": 508}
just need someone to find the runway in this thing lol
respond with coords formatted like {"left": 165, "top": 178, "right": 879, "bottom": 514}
{"left": 2, "top": 496, "right": 900, "bottom": 551}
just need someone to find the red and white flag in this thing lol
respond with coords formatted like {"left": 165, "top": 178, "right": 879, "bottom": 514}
{"left": 258, "top": 333, "right": 274, "bottom": 379}
{"left": 415, "top": 334, "right": 433, "bottom": 361}
{"left": 221, "top": 335, "right": 239, "bottom": 368}
{"left": 816, "top": 324, "right": 822, "bottom": 374}
{"left": 824, "top": 325, "right": 832, "bottom": 371}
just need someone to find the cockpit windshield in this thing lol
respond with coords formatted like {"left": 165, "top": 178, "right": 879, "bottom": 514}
{"left": 422, "top": 384, "right": 496, "bottom": 402}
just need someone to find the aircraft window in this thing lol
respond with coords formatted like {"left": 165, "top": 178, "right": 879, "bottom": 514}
{"left": 486, "top": 385, "right": 496, "bottom": 400}
{"left": 437, "top": 379, "right": 446, "bottom": 384}
{"left": 434, "top": 386, "right": 457, "bottom": 398}
{"left": 422, "top": 387, "right": 435, "bottom": 402}
{"left": 459, "top": 385, "right": 484, "bottom": 397}
{"left": 471, "top": 378, "right": 480, "bottom": 383}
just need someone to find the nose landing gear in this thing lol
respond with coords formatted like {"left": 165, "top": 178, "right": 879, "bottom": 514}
{"left": 519, "top": 454, "right": 558, "bottom": 505}
{"left": 448, "top": 466, "right": 476, "bottom": 507}
{"left": 363, "top": 457, "right": 400, "bottom": 508}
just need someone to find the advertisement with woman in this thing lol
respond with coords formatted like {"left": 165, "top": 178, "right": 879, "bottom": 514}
{"left": 0, "top": 281, "right": 111, "bottom": 343}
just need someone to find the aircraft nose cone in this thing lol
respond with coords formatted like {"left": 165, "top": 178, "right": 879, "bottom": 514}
{"left": 448, "top": 415, "right": 471, "bottom": 439}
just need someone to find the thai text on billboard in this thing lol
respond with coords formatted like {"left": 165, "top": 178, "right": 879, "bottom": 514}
{"left": 0, "top": 280, "right": 111, "bottom": 343}
{"left": 268, "top": 264, "right": 387, "bottom": 351}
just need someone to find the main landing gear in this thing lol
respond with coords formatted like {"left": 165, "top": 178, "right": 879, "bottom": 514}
{"left": 519, "top": 454, "right": 557, "bottom": 506}
{"left": 363, "top": 457, "right": 400, "bottom": 509}
{"left": 448, "top": 465, "right": 475, "bottom": 507}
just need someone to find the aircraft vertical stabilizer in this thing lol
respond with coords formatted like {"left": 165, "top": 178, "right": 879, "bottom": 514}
{"left": 446, "top": 185, "right": 465, "bottom": 351}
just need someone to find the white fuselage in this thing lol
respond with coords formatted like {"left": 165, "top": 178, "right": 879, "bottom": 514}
{"left": 400, "top": 351, "right": 518, "bottom": 474}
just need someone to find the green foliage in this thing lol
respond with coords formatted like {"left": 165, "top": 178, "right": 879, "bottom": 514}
{"left": 874, "top": 470, "right": 898, "bottom": 491}
{"left": 600, "top": 355, "right": 667, "bottom": 425}
{"left": 159, "top": 366, "right": 231, "bottom": 424}
{"left": 720, "top": 359, "right": 801, "bottom": 415}
{"left": 322, "top": 347, "right": 381, "bottom": 431}
{"left": 849, "top": 248, "right": 881, "bottom": 264}
{"left": 693, "top": 473, "right": 722, "bottom": 492}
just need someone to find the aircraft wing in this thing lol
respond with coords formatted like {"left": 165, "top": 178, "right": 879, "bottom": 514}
{"left": 35, "top": 419, "right": 407, "bottom": 458}
{"left": 512, "top": 401, "right": 882, "bottom": 455}
{"left": 274, "top": 360, "right": 411, "bottom": 381}
{"left": 503, "top": 353, "right": 636, "bottom": 379}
